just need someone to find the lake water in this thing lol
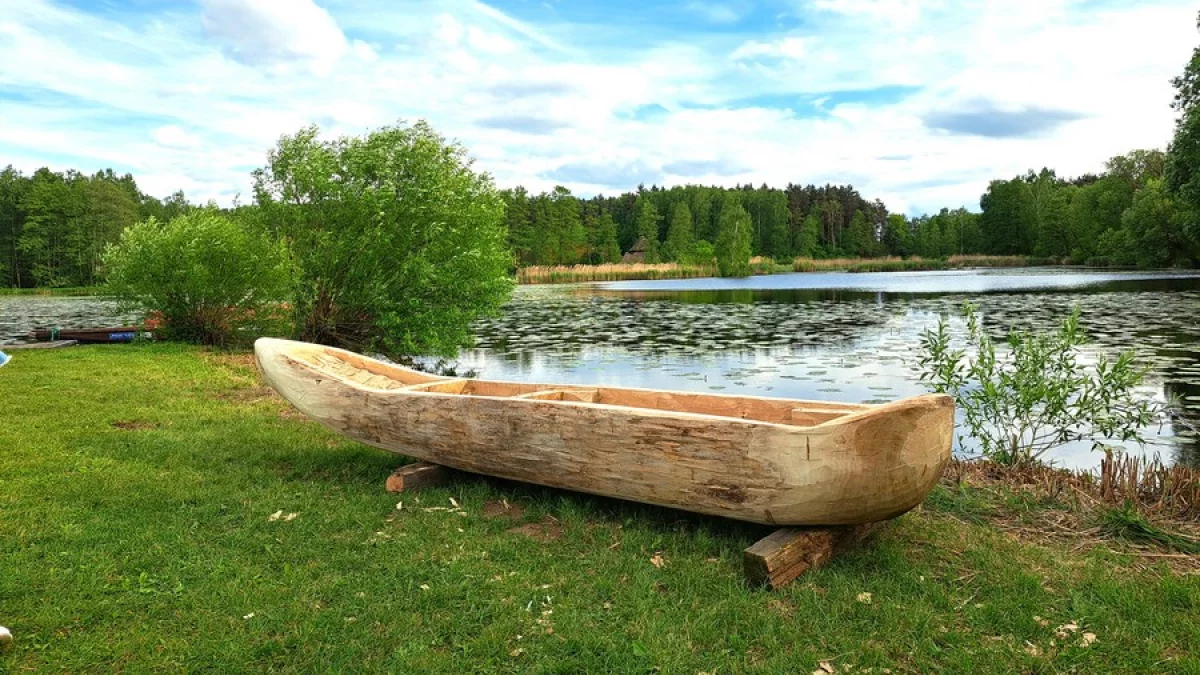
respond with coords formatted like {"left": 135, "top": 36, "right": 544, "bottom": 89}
{"left": 460, "top": 268, "right": 1200, "bottom": 470}
{"left": 0, "top": 295, "right": 136, "bottom": 345}
{"left": 4, "top": 268, "right": 1199, "bottom": 469}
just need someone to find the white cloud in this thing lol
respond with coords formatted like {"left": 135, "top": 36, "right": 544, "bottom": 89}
{"left": 199, "top": 0, "right": 347, "bottom": 75}
{"left": 0, "top": 0, "right": 1195, "bottom": 215}
{"left": 731, "top": 37, "right": 808, "bottom": 60}
{"left": 434, "top": 13, "right": 464, "bottom": 46}
{"left": 687, "top": 2, "right": 742, "bottom": 24}
{"left": 151, "top": 125, "right": 204, "bottom": 150}
{"left": 811, "top": 0, "right": 928, "bottom": 29}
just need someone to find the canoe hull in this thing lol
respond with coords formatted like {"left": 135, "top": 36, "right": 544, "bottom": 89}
{"left": 255, "top": 338, "right": 954, "bottom": 526}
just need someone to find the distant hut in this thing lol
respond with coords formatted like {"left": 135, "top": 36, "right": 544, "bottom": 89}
{"left": 622, "top": 237, "right": 649, "bottom": 263}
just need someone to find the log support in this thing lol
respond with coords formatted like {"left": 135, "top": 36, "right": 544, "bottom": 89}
{"left": 385, "top": 462, "right": 453, "bottom": 493}
{"left": 743, "top": 522, "right": 886, "bottom": 589}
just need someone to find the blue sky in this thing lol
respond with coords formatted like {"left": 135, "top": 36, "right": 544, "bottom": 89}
{"left": 0, "top": 0, "right": 1196, "bottom": 215}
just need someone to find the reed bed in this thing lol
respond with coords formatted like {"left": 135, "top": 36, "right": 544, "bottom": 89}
{"left": 945, "top": 449, "right": 1200, "bottom": 521}
{"left": 516, "top": 255, "right": 1061, "bottom": 284}
{"left": 946, "top": 254, "right": 1060, "bottom": 268}
{"left": 791, "top": 256, "right": 946, "bottom": 273}
{"left": 790, "top": 255, "right": 1061, "bottom": 273}
{"left": 517, "top": 263, "right": 717, "bottom": 284}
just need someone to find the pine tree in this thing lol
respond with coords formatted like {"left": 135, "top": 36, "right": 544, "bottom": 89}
{"left": 592, "top": 212, "right": 621, "bottom": 263}
{"left": 664, "top": 202, "right": 694, "bottom": 262}
{"left": 634, "top": 197, "right": 661, "bottom": 263}
{"left": 795, "top": 214, "right": 820, "bottom": 258}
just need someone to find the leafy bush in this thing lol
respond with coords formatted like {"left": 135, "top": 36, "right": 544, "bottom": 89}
{"left": 919, "top": 303, "right": 1165, "bottom": 467}
{"left": 252, "top": 120, "right": 514, "bottom": 358}
{"left": 103, "top": 210, "right": 292, "bottom": 346}
{"left": 680, "top": 240, "right": 716, "bottom": 266}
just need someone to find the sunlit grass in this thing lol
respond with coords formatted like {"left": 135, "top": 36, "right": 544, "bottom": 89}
{"left": 1, "top": 345, "right": 1196, "bottom": 672}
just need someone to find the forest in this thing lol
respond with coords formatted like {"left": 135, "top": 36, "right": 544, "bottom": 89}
{"left": 501, "top": 148, "right": 1198, "bottom": 269}
{"left": 1, "top": 148, "right": 1198, "bottom": 289}
{"left": 0, "top": 167, "right": 190, "bottom": 288}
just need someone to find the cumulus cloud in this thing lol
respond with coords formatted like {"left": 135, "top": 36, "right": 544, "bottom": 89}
{"left": 731, "top": 37, "right": 807, "bottom": 60}
{"left": 0, "top": 0, "right": 1196, "bottom": 214}
{"left": 543, "top": 160, "right": 663, "bottom": 189}
{"left": 476, "top": 114, "right": 570, "bottom": 135}
{"left": 199, "top": 0, "right": 348, "bottom": 75}
{"left": 923, "top": 102, "right": 1086, "bottom": 138}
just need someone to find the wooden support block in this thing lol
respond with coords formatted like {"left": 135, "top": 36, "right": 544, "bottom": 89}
{"left": 386, "top": 462, "right": 453, "bottom": 493}
{"left": 744, "top": 522, "right": 886, "bottom": 589}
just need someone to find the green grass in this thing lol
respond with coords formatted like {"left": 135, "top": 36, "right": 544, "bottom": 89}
{"left": 1, "top": 345, "right": 1197, "bottom": 673}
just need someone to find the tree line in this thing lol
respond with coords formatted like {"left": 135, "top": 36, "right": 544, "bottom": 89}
{"left": 4, "top": 144, "right": 1199, "bottom": 291}
{"left": 0, "top": 166, "right": 189, "bottom": 288}
{"left": 501, "top": 147, "right": 1200, "bottom": 269}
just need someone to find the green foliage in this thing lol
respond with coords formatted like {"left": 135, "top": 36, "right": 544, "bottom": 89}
{"left": 919, "top": 304, "right": 1164, "bottom": 467}
{"left": 0, "top": 166, "right": 179, "bottom": 289}
{"left": 844, "top": 210, "right": 878, "bottom": 257}
{"left": 1167, "top": 15, "right": 1200, "bottom": 247}
{"left": 681, "top": 239, "right": 716, "bottom": 266}
{"left": 794, "top": 213, "right": 821, "bottom": 258}
{"left": 1094, "top": 227, "right": 1138, "bottom": 267}
{"left": 1120, "top": 178, "right": 1196, "bottom": 268}
{"left": 663, "top": 202, "right": 694, "bottom": 262}
{"left": 633, "top": 197, "right": 661, "bottom": 263}
{"left": 590, "top": 212, "right": 622, "bottom": 264}
{"left": 715, "top": 199, "right": 752, "bottom": 277}
{"left": 103, "top": 211, "right": 292, "bottom": 346}
{"left": 882, "top": 213, "right": 913, "bottom": 257}
{"left": 980, "top": 177, "right": 1035, "bottom": 255}
{"left": 252, "top": 120, "right": 514, "bottom": 358}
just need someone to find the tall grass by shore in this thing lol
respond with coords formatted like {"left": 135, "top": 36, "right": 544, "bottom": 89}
{"left": 517, "top": 262, "right": 718, "bottom": 284}
{"left": 792, "top": 255, "right": 1060, "bottom": 273}
{"left": 516, "top": 255, "right": 1061, "bottom": 284}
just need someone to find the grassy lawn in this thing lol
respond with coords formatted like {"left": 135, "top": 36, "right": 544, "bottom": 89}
{"left": 1, "top": 344, "right": 1197, "bottom": 673}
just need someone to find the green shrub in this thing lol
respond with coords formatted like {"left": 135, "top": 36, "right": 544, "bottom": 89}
{"left": 102, "top": 210, "right": 292, "bottom": 346}
{"left": 681, "top": 240, "right": 715, "bottom": 266}
{"left": 918, "top": 303, "right": 1165, "bottom": 467}
{"left": 252, "top": 120, "right": 514, "bottom": 358}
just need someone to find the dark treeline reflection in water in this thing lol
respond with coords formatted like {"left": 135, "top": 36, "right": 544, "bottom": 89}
{"left": 462, "top": 270, "right": 1200, "bottom": 470}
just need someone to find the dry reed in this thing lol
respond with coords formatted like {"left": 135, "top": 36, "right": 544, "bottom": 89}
{"left": 944, "top": 450, "right": 1200, "bottom": 521}
{"left": 516, "top": 263, "right": 717, "bottom": 284}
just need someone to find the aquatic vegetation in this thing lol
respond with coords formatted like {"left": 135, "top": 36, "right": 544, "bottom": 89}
{"left": 919, "top": 303, "right": 1167, "bottom": 467}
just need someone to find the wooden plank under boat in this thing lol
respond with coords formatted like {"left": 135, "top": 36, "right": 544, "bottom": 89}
{"left": 254, "top": 337, "right": 955, "bottom": 526}
{"left": 31, "top": 327, "right": 146, "bottom": 343}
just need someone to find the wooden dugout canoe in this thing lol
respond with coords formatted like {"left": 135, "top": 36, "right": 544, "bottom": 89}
{"left": 255, "top": 337, "right": 955, "bottom": 526}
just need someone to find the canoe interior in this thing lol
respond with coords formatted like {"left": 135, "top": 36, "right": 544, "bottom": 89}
{"left": 301, "top": 346, "right": 872, "bottom": 427}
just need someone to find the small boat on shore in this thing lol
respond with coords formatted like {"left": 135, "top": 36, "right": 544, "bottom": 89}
{"left": 255, "top": 338, "right": 954, "bottom": 526}
{"left": 31, "top": 327, "right": 148, "bottom": 343}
